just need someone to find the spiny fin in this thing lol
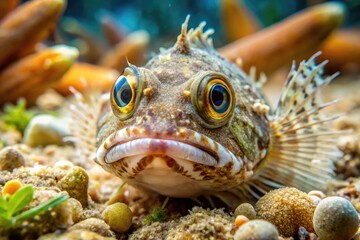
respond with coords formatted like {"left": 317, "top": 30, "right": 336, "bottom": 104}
{"left": 230, "top": 53, "right": 347, "bottom": 203}
{"left": 175, "top": 15, "right": 190, "bottom": 53}
{"left": 174, "top": 16, "right": 214, "bottom": 53}
{"left": 63, "top": 87, "right": 107, "bottom": 168}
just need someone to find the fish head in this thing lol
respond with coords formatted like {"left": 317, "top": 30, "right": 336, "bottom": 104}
{"left": 96, "top": 19, "right": 271, "bottom": 198}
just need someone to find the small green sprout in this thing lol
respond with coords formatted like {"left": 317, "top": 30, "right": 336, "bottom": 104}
{"left": 1, "top": 99, "right": 35, "bottom": 134}
{"left": 0, "top": 180, "right": 68, "bottom": 231}
{"left": 106, "top": 182, "right": 127, "bottom": 206}
{"left": 144, "top": 197, "right": 169, "bottom": 225}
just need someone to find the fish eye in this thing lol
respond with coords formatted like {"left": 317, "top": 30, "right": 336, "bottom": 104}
{"left": 191, "top": 72, "right": 235, "bottom": 128}
{"left": 111, "top": 66, "right": 144, "bottom": 120}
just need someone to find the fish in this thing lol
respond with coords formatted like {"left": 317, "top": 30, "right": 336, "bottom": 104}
{"left": 67, "top": 17, "right": 344, "bottom": 207}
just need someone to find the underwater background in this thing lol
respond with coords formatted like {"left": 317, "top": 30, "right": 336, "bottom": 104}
{"left": 54, "top": 0, "right": 360, "bottom": 48}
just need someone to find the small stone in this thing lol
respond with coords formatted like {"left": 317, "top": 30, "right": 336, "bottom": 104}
{"left": 67, "top": 198, "right": 83, "bottom": 224}
{"left": 102, "top": 202, "right": 133, "bottom": 233}
{"left": 234, "top": 220, "right": 279, "bottom": 240}
{"left": 255, "top": 187, "right": 315, "bottom": 237}
{"left": 234, "top": 203, "right": 256, "bottom": 220}
{"left": 313, "top": 196, "right": 359, "bottom": 240}
{"left": 36, "top": 89, "right": 65, "bottom": 110}
{"left": 58, "top": 167, "right": 89, "bottom": 207}
{"left": 308, "top": 190, "right": 326, "bottom": 199}
{"left": 0, "top": 147, "right": 25, "bottom": 171}
{"left": 39, "top": 229, "right": 116, "bottom": 240}
{"left": 69, "top": 218, "right": 115, "bottom": 238}
{"left": 234, "top": 215, "right": 250, "bottom": 228}
{"left": 54, "top": 160, "right": 74, "bottom": 170}
{"left": 23, "top": 114, "right": 69, "bottom": 147}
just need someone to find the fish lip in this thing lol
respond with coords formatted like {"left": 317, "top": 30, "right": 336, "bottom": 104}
{"left": 102, "top": 138, "right": 218, "bottom": 166}
{"left": 96, "top": 126, "right": 243, "bottom": 172}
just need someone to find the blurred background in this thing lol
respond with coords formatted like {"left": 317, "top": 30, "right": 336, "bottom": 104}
{"left": 58, "top": 0, "right": 359, "bottom": 48}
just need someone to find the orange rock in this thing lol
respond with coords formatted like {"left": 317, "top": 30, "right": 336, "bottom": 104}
{"left": 55, "top": 62, "right": 119, "bottom": 95}
{"left": 319, "top": 29, "right": 360, "bottom": 74}
{"left": 0, "top": 45, "right": 78, "bottom": 106}
{"left": 219, "top": 2, "right": 345, "bottom": 75}
{"left": 0, "top": 0, "right": 19, "bottom": 20}
{"left": 99, "top": 30, "right": 150, "bottom": 72}
{"left": 0, "top": 0, "right": 65, "bottom": 68}
{"left": 2, "top": 179, "right": 22, "bottom": 195}
{"left": 220, "top": 0, "right": 260, "bottom": 41}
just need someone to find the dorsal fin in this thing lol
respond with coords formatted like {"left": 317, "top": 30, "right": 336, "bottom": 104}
{"left": 174, "top": 16, "right": 214, "bottom": 53}
{"left": 175, "top": 15, "right": 190, "bottom": 53}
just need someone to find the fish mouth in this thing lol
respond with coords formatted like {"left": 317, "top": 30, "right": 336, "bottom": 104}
{"left": 102, "top": 138, "right": 218, "bottom": 166}
{"left": 96, "top": 126, "right": 243, "bottom": 173}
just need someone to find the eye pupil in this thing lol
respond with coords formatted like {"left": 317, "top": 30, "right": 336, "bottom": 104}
{"left": 120, "top": 87, "right": 131, "bottom": 103}
{"left": 114, "top": 77, "right": 133, "bottom": 107}
{"left": 209, "top": 83, "right": 230, "bottom": 114}
{"left": 212, "top": 85, "right": 225, "bottom": 106}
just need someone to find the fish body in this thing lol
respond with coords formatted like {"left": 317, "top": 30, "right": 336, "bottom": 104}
{"left": 70, "top": 18, "right": 341, "bottom": 207}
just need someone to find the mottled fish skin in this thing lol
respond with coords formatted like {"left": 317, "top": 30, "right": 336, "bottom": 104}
{"left": 65, "top": 17, "right": 341, "bottom": 207}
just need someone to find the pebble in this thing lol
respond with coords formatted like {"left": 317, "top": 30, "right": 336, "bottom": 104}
{"left": 69, "top": 218, "right": 115, "bottom": 238}
{"left": 67, "top": 198, "right": 84, "bottom": 224}
{"left": 58, "top": 167, "right": 89, "bottom": 207}
{"left": 54, "top": 160, "right": 75, "bottom": 170}
{"left": 102, "top": 202, "right": 133, "bottom": 233}
{"left": 308, "top": 190, "right": 326, "bottom": 199}
{"left": 23, "top": 114, "right": 70, "bottom": 147}
{"left": 255, "top": 187, "right": 315, "bottom": 237}
{"left": 39, "top": 229, "right": 116, "bottom": 240}
{"left": 234, "top": 203, "right": 256, "bottom": 220}
{"left": 313, "top": 196, "right": 359, "bottom": 240}
{"left": 234, "top": 215, "right": 250, "bottom": 228}
{"left": 0, "top": 146, "right": 25, "bottom": 171}
{"left": 234, "top": 220, "right": 279, "bottom": 240}
{"left": 35, "top": 89, "right": 65, "bottom": 110}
